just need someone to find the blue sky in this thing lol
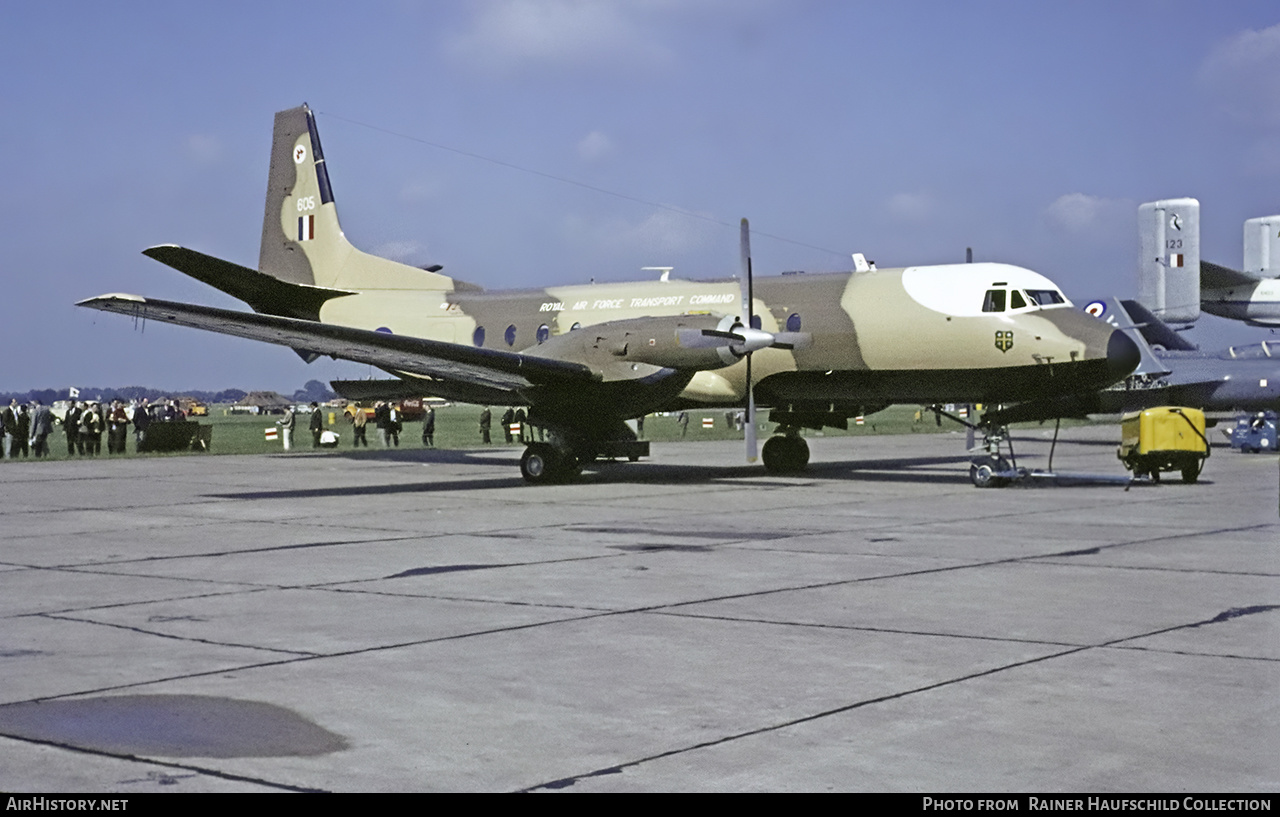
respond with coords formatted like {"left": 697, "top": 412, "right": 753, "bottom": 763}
{"left": 4, "top": 1, "right": 1280, "bottom": 392}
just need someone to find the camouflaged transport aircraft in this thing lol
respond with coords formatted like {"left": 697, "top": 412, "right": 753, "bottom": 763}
{"left": 79, "top": 105, "right": 1140, "bottom": 483}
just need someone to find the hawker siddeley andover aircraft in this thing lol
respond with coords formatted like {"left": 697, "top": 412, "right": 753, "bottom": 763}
{"left": 79, "top": 104, "right": 1140, "bottom": 483}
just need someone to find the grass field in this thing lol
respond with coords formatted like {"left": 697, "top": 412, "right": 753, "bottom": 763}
{"left": 5, "top": 403, "right": 1086, "bottom": 462}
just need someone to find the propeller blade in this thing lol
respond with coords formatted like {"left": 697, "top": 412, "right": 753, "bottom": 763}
{"left": 770, "top": 331, "right": 813, "bottom": 351}
{"left": 699, "top": 329, "right": 746, "bottom": 342}
{"left": 741, "top": 218, "right": 758, "bottom": 463}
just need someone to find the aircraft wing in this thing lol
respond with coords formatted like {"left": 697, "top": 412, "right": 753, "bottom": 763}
{"left": 1202, "top": 260, "right": 1262, "bottom": 289}
{"left": 77, "top": 294, "right": 600, "bottom": 393}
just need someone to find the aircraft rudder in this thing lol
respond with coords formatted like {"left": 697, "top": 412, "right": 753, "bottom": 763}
{"left": 1137, "top": 198, "right": 1200, "bottom": 323}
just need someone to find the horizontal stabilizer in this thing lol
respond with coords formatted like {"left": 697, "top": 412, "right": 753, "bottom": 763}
{"left": 143, "top": 245, "right": 356, "bottom": 320}
{"left": 329, "top": 378, "right": 520, "bottom": 406}
{"left": 330, "top": 379, "right": 428, "bottom": 401}
{"left": 77, "top": 294, "right": 599, "bottom": 394}
{"left": 1201, "top": 260, "right": 1262, "bottom": 290}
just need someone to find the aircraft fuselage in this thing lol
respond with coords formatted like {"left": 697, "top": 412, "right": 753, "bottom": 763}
{"left": 316, "top": 261, "right": 1131, "bottom": 413}
{"left": 1201, "top": 279, "right": 1280, "bottom": 327}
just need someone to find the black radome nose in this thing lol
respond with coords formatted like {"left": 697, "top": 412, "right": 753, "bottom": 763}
{"left": 1107, "top": 329, "right": 1141, "bottom": 379}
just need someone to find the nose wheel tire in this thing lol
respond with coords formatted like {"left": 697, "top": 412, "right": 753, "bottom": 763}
{"left": 970, "top": 456, "right": 1011, "bottom": 488}
{"left": 970, "top": 463, "right": 996, "bottom": 488}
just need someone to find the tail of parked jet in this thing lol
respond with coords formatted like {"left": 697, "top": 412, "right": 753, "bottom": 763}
{"left": 1137, "top": 200, "right": 1280, "bottom": 327}
{"left": 1244, "top": 215, "right": 1280, "bottom": 277}
{"left": 1137, "top": 198, "right": 1201, "bottom": 324}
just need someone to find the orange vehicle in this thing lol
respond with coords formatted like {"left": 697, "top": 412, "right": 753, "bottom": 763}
{"left": 343, "top": 399, "right": 425, "bottom": 422}
{"left": 178, "top": 397, "right": 208, "bottom": 417}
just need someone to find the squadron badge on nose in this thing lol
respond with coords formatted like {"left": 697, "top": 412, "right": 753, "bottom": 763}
{"left": 994, "top": 330, "right": 1014, "bottom": 353}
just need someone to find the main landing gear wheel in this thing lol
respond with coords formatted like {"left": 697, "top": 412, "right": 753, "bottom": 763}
{"left": 762, "top": 435, "right": 810, "bottom": 474}
{"left": 520, "top": 443, "right": 581, "bottom": 484}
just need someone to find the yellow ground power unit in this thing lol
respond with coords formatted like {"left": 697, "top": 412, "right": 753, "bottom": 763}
{"left": 1117, "top": 406, "right": 1209, "bottom": 483}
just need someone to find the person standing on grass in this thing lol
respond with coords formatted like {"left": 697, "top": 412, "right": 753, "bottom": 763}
{"left": 310, "top": 402, "right": 323, "bottom": 447}
{"left": 422, "top": 406, "right": 435, "bottom": 447}
{"left": 278, "top": 405, "right": 295, "bottom": 450}
{"left": 350, "top": 407, "right": 368, "bottom": 447}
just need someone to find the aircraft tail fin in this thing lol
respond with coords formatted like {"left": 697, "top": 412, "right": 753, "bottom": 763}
{"left": 258, "top": 105, "right": 475, "bottom": 293}
{"left": 1084, "top": 298, "right": 1172, "bottom": 376}
{"left": 1137, "top": 198, "right": 1200, "bottom": 323}
{"left": 1244, "top": 215, "right": 1280, "bottom": 276}
{"left": 1119, "top": 299, "right": 1198, "bottom": 352}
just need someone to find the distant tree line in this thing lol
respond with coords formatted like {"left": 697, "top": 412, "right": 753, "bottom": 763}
{"left": 0, "top": 380, "right": 335, "bottom": 405}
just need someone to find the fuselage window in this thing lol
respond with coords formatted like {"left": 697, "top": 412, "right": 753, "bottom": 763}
{"left": 786, "top": 313, "right": 802, "bottom": 332}
{"left": 473, "top": 326, "right": 485, "bottom": 347}
{"left": 1026, "top": 289, "right": 1065, "bottom": 306}
{"left": 749, "top": 314, "right": 762, "bottom": 330}
{"left": 570, "top": 322, "right": 582, "bottom": 331}
{"left": 1009, "top": 290, "right": 1027, "bottom": 310}
{"left": 536, "top": 324, "right": 550, "bottom": 343}
{"left": 982, "top": 289, "right": 1006, "bottom": 313}
{"left": 504, "top": 324, "right": 517, "bottom": 347}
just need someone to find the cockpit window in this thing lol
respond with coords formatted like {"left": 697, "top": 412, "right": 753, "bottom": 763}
{"left": 1009, "top": 290, "right": 1027, "bottom": 310}
{"left": 1026, "top": 289, "right": 1065, "bottom": 306}
{"left": 982, "top": 289, "right": 1006, "bottom": 313}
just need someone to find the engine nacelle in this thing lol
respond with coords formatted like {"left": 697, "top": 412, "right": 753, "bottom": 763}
{"left": 530, "top": 314, "right": 754, "bottom": 372}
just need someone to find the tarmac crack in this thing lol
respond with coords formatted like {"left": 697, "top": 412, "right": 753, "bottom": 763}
{"left": 1032, "top": 560, "right": 1280, "bottom": 578}
{"left": 521, "top": 642, "right": 1098, "bottom": 792}
{"left": 10, "top": 586, "right": 275, "bottom": 619}
{"left": 315, "top": 586, "right": 614, "bottom": 611}
{"left": 14, "top": 608, "right": 625, "bottom": 705}
{"left": 37, "top": 613, "right": 320, "bottom": 657}
{"left": 521, "top": 603, "right": 1280, "bottom": 791}
{"left": 650, "top": 610, "right": 1082, "bottom": 648}
{"left": 39, "top": 532, "right": 430, "bottom": 569}
{"left": 0, "top": 731, "right": 328, "bottom": 793}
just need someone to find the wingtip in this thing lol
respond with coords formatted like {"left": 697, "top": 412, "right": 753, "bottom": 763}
{"left": 76, "top": 293, "right": 147, "bottom": 307}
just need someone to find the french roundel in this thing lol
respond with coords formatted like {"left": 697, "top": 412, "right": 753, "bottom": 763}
{"left": 1084, "top": 301, "right": 1106, "bottom": 318}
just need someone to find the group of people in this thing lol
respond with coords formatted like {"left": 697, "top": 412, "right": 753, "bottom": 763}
{"left": 0, "top": 397, "right": 185, "bottom": 459}
{"left": 354, "top": 402, "right": 436, "bottom": 448}
{"left": 364, "top": 402, "right": 436, "bottom": 448}
{"left": 478, "top": 406, "right": 542, "bottom": 444}
{"left": 274, "top": 401, "right": 436, "bottom": 450}
{"left": 276, "top": 402, "right": 328, "bottom": 450}
{"left": 1, "top": 399, "right": 50, "bottom": 458}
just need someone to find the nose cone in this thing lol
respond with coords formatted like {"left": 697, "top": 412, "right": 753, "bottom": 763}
{"left": 1107, "top": 329, "right": 1141, "bottom": 379}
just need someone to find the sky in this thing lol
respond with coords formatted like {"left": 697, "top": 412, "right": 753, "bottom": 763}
{"left": 4, "top": 0, "right": 1280, "bottom": 393}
